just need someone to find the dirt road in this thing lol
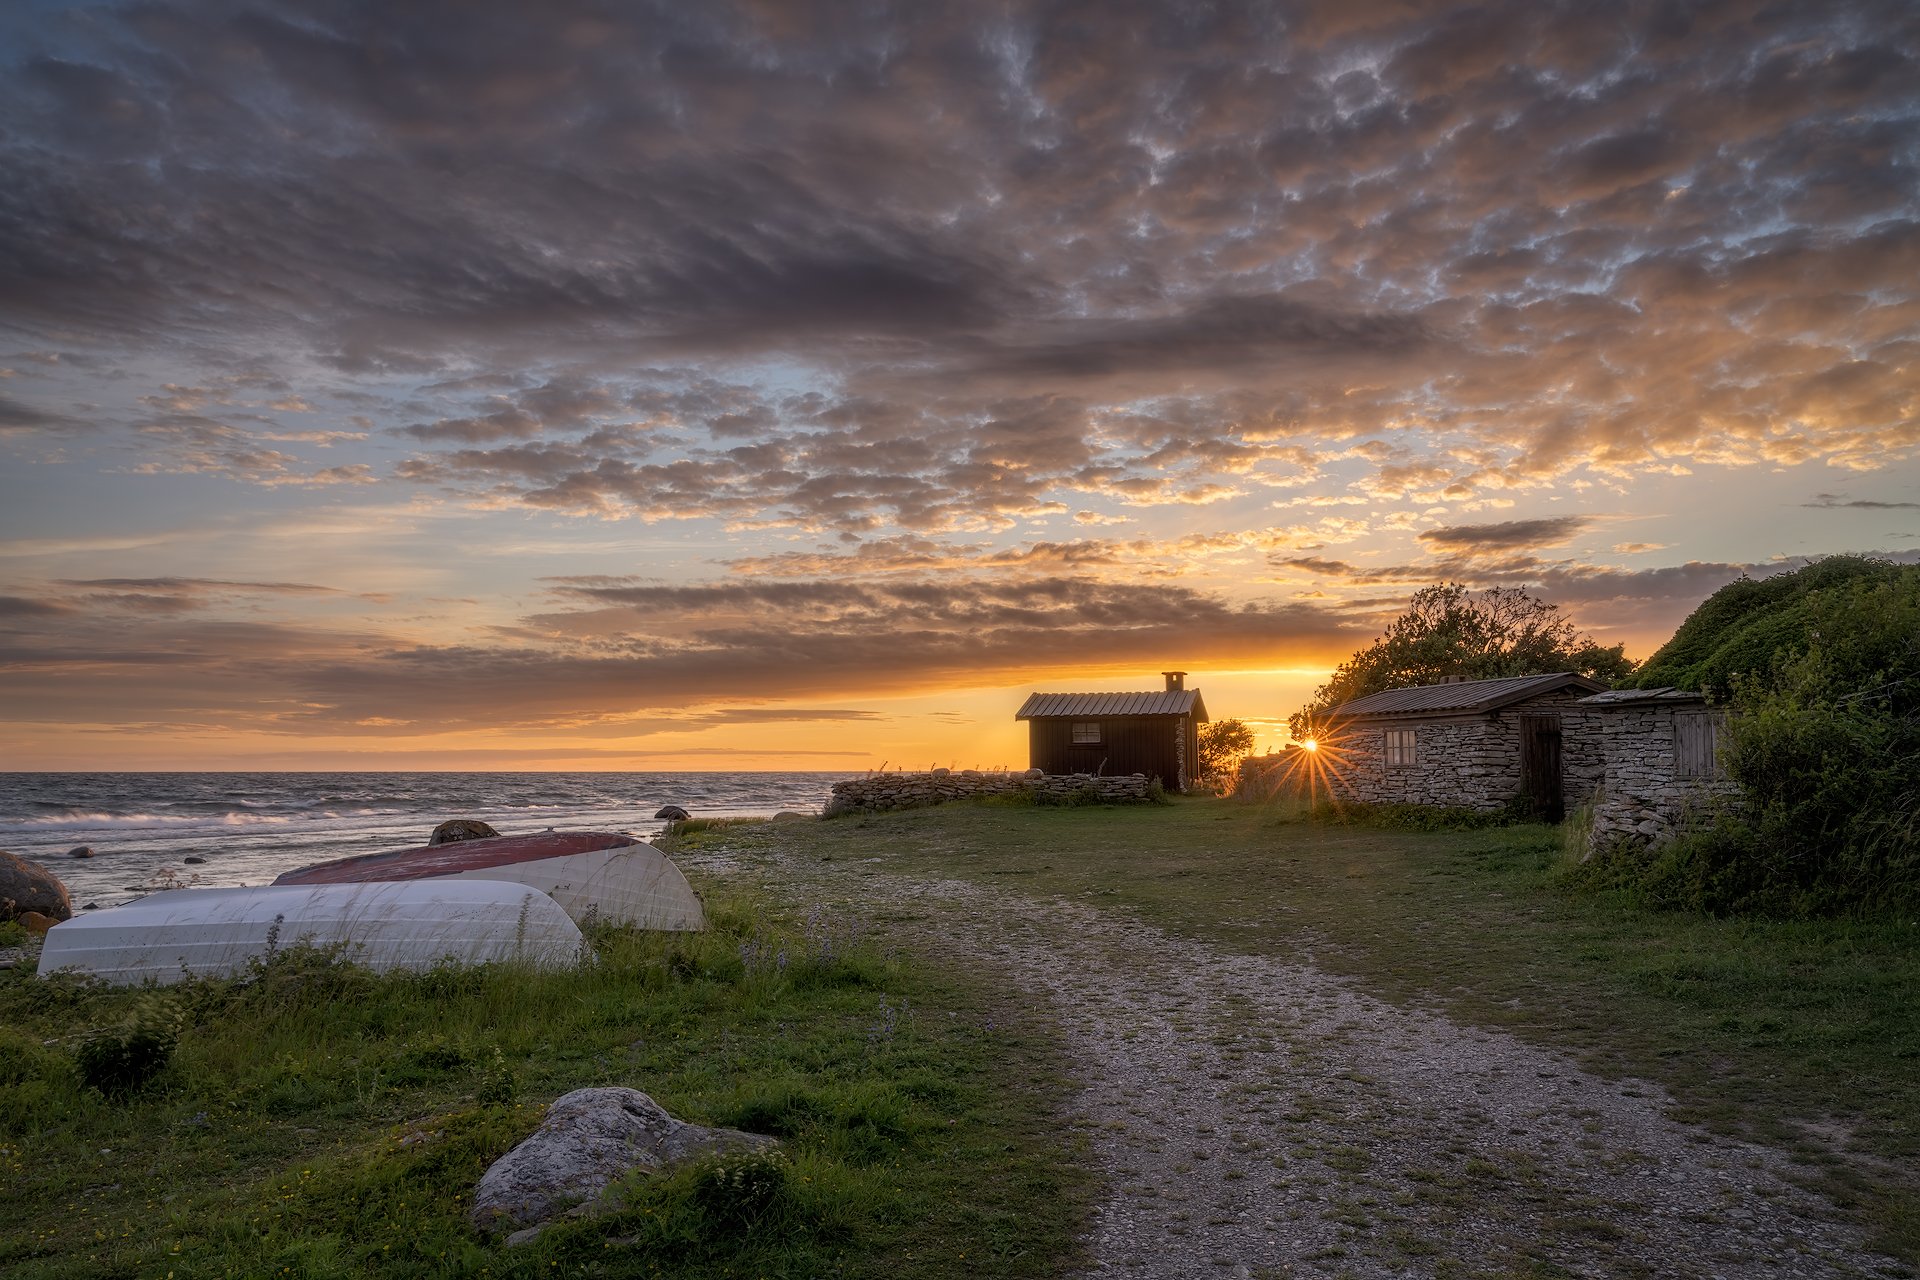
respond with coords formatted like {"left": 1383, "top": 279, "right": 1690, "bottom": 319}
{"left": 683, "top": 835, "right": 1898, "bottom": 1279}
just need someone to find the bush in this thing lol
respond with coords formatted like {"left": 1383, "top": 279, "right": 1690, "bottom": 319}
{"left": 691, "top": 1148, "right": 791, "bottom": 1232}
{"left": 75, "top": 992, "right": 184, "bottom": 1097}
{"left": 1590, "top": 563, "right": 1920, "bottom": 917}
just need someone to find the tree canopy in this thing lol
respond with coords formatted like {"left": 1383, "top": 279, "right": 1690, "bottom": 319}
{"left": 1289, "top": 584, "right": 1632, "bottom": 738}
{"left": 1198, "top": 718, "right": 1256, "bottom": 777}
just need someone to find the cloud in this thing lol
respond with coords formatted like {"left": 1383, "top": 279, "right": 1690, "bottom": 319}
{"left": 1417, "top": 517, "right": 1593, "bottom": 555}
{"left": 1803, "top": 493, "right": 1920, "bottom": 510}
{"left": 0, "top": 394, "right": 83, "bottom": 435}
{"left": 0, "top": 571, "right": 1370, "bottom": 733}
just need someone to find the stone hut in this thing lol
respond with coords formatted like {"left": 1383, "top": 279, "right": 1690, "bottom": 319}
{"left": 1574, "top": 687, "right": 1738, "bottom": 851}
{"left": 1323, "top": 673, "right": 1608, "bottom": 819}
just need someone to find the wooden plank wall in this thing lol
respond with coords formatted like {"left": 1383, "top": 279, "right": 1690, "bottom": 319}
{"left": 1027, "top": 715, "right": 1193, "bottom": 790}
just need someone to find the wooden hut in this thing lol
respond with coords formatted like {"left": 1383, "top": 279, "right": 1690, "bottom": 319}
{"left": 1325, "top": 672, "right": 1607, "bottom": 819}
{"left": 1015, "top": 672, "right": 1209, "bottom": 793}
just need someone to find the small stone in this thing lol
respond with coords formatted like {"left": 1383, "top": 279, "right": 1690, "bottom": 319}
{"left": 183, "top": 856, "right": 206, "bottom": 865}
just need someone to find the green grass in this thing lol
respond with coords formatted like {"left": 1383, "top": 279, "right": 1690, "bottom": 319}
{"left": 0, "top": 884, "right": 1091, "bottom": 1279}
{"left": 708, "top": 796, "right": 1920, "bottom": 1263}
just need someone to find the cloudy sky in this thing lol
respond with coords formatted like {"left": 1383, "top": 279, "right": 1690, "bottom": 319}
{"left": 2, "top": 0, "right": 1917, "bottom": 770}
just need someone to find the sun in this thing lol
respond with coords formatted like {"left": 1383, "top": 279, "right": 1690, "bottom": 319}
{"left": 1303, "top": 739, "right": 1318, "bottom": 752}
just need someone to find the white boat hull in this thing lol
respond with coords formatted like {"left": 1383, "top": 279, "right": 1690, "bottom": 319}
{"left": 37, "top": 880, "right": 583, "bottom": 986}
{"left": 442, "top": 845, "right": 705, "bottom": 932}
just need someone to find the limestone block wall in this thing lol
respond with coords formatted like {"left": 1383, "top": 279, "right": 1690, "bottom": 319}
{"left": 824, "top": 768, "right": 1153, "bottom": 817}
{"left": 1333, "top": 718, "right": 1515, "bottom": 809}
{"left": 1583, "top": 705, "right": 1740, "bottom": 852}
{"left": 1330, "top": 691, "right": 1610, "bottom": 812}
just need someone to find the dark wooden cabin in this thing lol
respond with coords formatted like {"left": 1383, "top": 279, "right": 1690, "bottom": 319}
{"left": 1015, "top": 672, "right": 1209, "bottom": 792}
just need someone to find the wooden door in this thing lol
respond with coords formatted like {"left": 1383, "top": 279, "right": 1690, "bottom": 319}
{"left": 1517, "top": 713, "right": 1564, "bottom": 822}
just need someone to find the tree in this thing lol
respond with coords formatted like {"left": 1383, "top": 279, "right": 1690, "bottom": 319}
{"left": 1198, "top": 718, "right": 1256, "bottom": 777}
{"left": 1289, "top": 583, "right": 1633, "bottom": 738}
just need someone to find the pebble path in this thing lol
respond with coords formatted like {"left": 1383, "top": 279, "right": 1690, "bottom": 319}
{"left": 685, "top": 835, "right": 1900, "bottom": 1280}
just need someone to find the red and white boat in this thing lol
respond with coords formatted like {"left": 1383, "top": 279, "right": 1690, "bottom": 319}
{"left": 274, "top": 830, "right": 705, "bottom": 932}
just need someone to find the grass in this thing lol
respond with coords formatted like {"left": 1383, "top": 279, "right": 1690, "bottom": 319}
{"left": 0, "top": 884, "right": 1091, "bottom": 1279}
{"left": 706, "top": 795, "right": 1920, "bottom": 1264}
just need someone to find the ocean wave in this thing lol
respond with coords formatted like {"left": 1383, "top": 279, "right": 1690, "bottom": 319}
{"left": 9, "top": 810, "right": 295, "bottom": 829}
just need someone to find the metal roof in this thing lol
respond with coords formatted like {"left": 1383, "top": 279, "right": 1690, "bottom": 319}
{"left": 1016, "top": 690, "right": 1207, "bottom": 720}
{"left": 1577, "top": 686, "right": 1708, "bottom": 707}
{"left": 1329, "top": 672, "right": 1606, "bottom": 719}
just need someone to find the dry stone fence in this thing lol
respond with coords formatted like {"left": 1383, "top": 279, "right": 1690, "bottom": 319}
{"left": 824, "top": 768, "right": 1153, "bottom": 816}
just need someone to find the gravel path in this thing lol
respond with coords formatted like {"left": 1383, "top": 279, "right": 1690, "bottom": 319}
{"left": 686, "top": 842, "right": 1901, "bottom": 1279}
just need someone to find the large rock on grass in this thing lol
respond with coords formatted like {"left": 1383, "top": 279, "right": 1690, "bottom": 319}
{"left": 471, "top": 1087, "right": 776, "bottom": 1233}
{"left": 428, "top": 819, "right": 499, "bottom": 847}
{"left": 653, "top": 805, "right": 690, "bottom": 822}
{"left": 0, "top": 851, "right": 71, "bottom": 924}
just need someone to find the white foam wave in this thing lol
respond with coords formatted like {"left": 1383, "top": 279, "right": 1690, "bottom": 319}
{"left": 12, "top": 810, "right": 294, "bottom": 829}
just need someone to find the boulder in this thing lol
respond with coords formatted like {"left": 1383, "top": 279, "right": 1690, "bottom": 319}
{"left": 1023, "top": 768, "right": 1044, "bottom": 780}
{"left": 653, "top": 805, "right": 690, "bottom": 822}
{"left": 16, "top": 910, "right": 59, "bottom": 935}
{"left": 770, "top": 811, "right": 811, "bottom": 822}
{"left": 183, "top": 856, "right": 206, "bottom": 865}
{"left": 428, "top": 819, "right": 500, "bottom": 847}
{"left": 0, "top": 852, "right": 71, "bottom": 925}
{"left": 471, "top": 1087, "right": 776, "bottom": 1233}
{"left": 67, "top": 846, "right": 94, "bottom": 859}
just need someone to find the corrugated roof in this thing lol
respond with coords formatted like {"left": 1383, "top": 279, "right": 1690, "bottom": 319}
{"left": 1577, "top": 686, "right": 1707, "bottom": 706}
{"left": 1330, "top": 672, "right": 1606, "bottom": 719}
{"left": 1016, "top": 690, "right": 1204, "bottom": 719}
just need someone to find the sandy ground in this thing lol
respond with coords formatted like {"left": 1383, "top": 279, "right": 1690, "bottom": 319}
{"left": 684, "top": 837, "right": 1904, "bottom": 1280}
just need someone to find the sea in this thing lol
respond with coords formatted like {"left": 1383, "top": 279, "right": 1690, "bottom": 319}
{"left": 0, "top": 772, "right": 856, "bottom": 910}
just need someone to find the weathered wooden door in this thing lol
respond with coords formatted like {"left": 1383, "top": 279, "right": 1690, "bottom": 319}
{"left": 1517, "top": 713, "right": 1564, "bottom": 822}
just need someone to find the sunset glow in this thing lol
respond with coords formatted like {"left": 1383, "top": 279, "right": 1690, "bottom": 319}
{"left": 2, "top": 2, "right": 1916, "bottom": 771}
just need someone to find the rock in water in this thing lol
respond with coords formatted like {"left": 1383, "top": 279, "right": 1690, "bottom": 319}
{"left": 0, "top": 851, "right": 72, "bottom": 924}
{"left": 653, "top": 805, "right": 690, "bottom": 822}
{"left": 67, "top": 846, "right": 94, "bottom": 859}
{"left": 471, "top": 1087, "right": 776, "bottom": 1233}
{"left": 429, "top": 819, "right": 500, "bottom": 847}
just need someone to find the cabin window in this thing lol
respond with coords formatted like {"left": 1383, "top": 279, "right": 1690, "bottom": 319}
{"left": 1384, "top": 728, "right": 1416, "bottom": 767}
{"left": 1674, "top": 711, "right": 1722, "bottom": 778}
{"left": 1071, "top": 721, "right": 1102, "bottom": 745}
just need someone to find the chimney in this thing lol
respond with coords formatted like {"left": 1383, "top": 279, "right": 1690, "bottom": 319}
{"left": 1162, "top": 670, "right": 1186, "bottom": 691}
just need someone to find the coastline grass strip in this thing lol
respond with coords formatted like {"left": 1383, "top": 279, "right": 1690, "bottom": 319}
{"left": 0, "top": 883, "right": 1090, "bottom": 1280}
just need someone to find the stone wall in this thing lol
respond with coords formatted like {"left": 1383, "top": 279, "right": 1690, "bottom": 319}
{"left": 824, "top": 768, "right": 1154, "bottom": 816}
{"left": 1582, "top": 703, "right": 1739, "bottom": 853}
{"left": 1329, "top": 691, "right": 1608, "bottom": 811}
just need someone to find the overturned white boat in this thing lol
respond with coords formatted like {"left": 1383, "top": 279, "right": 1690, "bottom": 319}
{"left": 37, "top": 880, "right": 583, "bottom": 987}
{"left": 274, "top": 833, "right": 705, "bottom": 932}
{"left": 437, "top": 846, "right": 705, "bottom": 931}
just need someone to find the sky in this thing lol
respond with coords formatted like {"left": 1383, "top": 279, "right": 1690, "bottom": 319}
{"left": 2, "top": 0, "right": 1917, "bottom": 772}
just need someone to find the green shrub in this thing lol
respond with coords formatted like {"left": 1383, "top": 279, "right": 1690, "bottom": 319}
{"left": 1590, "top": 562, "right": 1920, "bottom": 918}
{"left": 75, "top": 991, "right": 184, "bottom": 1097}
{"left": 691, "top": 1147, "right": 791, "bottom": 1232}
{"left": 473, "top": 1045, "right": 519, "bottom": 1106}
